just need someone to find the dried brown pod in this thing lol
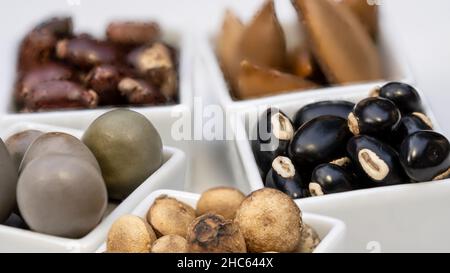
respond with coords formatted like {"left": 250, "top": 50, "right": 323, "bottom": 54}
{"left": 289, "top": 45, "right": 315, "bottom": 79}
{"left": 292, "top": 0, "right": 382, "bottom": 84}
{"left": 118, "top": 77, "right": 167, "bottom": 105}
{"left": 236, "top": 60, "right": 318, "bottom": 99}
{"left": 217, "top": 10, "right": 244, "bottom": 91}
{"left": 85, "top": 64, "right": 124, "bottom": 105}
{"left": 239, "top": 0, "right": 286, "bottom": 70}
{"left": 147, "top": 195, "right": 196, "bottom": 238}
{"left": 107, "top": 215, "right": 156, "bottom": 253}
{"left": 106, "top": 21, "right": 161, "bottom": 45}
{"left": 56, "top": 36, "right": 118, "bottom": 68}
{"left": 186, "top": 214, "right": 247, "bottom": 253}
{"left": 336, "top": 0, "right": 378, "bottom": 40}
{"left": 23, "top": 80, "right": 98, "bottom": 111}
{"left": 127, "top": 43, "right": 177, "bottom": 99}
{"left": 235, "top": 188, "right": 302, "bottom": 253}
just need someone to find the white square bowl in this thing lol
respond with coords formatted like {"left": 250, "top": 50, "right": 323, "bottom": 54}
{"left": 198, "top": 2, "right": 413, "bottom": 111}
{"left": 234, "top": 86, "right": 440, "bottom": 192}
{"left": 0, "top": 3, "right": 193, "bottom": 153}
{"left": 96, "top": 189, "right": 346, "bottom": 253}
{"left": 0, "top": 122, "right": 187, "bottom": 253}
{"left": 232, "top": 86, "right": 450, "bottom": 252}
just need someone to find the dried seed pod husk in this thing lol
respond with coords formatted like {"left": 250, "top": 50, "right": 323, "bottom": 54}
{"left": 22, "top": 80, "right": 98, "bottom": 112}
{"left": 118, "top": 77, "right": 167, "bottom": 105}
{"left": 235, "top": 188, "right": 302, "bottom": 253}
{"left": 288, "top": 45, "right": 320, "bottom": 78}
{"left": 336, "top": 0, "right": 378, "bottom": 40}
{"left": 237, "top": 60, "right": 318, "bottom": 99}
{"left": 196, "top": 187, "right": 245, "bottom": 220}
{"left": 127, "top": 43, "right": 178, "bottom": 99}
{"left": 147, "top": 195, "right": 196, "bottom": 238}
{"left": 187, "top": 213, "right": 247, "bottom": 253}
{"left": 106, "top": 21, "right": 161, "bottom": 46}
{"left": 217, "top": 9, "right": 244, "bottom": 91}
{"left": 56, "top": 36, "right": 118, "bottom": 68}
{"left": 239, "top": 0, "right": 286, "bottom": 70}
{"left": 292, "top": 0, "right": 382, "bottom": 84}
{"left": 151, "top": 235, "right": 187, "bottom": 253}
{"left": 107, "top": 215, "right": 156, "bottom": 253}
{"left": 295, "top": 223, "right": 321, "bottom": 253}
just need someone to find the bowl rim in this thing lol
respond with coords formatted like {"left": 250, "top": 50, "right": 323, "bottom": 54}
{"left": 96, "top": 189, "right": 347, "bottom": 253}
{"left": 0, "top": 122, "right": 187, "bottom": 253}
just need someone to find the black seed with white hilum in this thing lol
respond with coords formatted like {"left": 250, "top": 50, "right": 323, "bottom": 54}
{"left": 348, "top": 135, "right": 406, "bottom": 186}
{"left": 271, "top": 113, "right": 294, "bottom": 141}
{"left": 273, "top": 156, "right": 295, "bottom": 178}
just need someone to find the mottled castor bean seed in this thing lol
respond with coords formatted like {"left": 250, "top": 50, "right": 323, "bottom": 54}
{"left": 106, "top": 21, "right": 161, "bottom": 45}
{"left": 56, "top": 36, "right": 118, "bottom": 68}
{"left": 23, "top": 80, "right": 98, "bottom": 111}
{"left": 16, "top": 62, "right": 73, "bottom": 104}
{"left": 127, "top": 42, "right": 177, "bottom": 99}
{"left": 118, "top": 77, "right": 167, "bottom": 105}
{"left": 85, "top": 64, "right": 124, "bottom": 105}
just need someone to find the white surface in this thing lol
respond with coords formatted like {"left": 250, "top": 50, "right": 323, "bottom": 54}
{"left": 0, "top": 123, "right": 186, "bottom": 253}
{"left": 96, "top": 189, "right": 346, "bottom": 253}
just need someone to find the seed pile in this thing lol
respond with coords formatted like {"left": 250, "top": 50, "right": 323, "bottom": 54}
{"left": 106, "top": 187, "right": 320, "bottom": 253}
{"left": 217, "top": 0, "right": 380, "bottom": 100}
{"left": 0, "top": 109, "right": 163, "bottom": 238}
{"left": 15, "top": 17, "right": 178, "bottom": 112}
{"left": 252, "top": 82, "right": 450, "bottom": 198}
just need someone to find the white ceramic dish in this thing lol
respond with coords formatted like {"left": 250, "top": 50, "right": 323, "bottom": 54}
{"left": 96, "top": 189, "right": 346, "bottom": 253}
{"left": 234, "top": 86, "right": 440, "bottom": 193}
{"left": 199, "top": 2, "right": 414, "bottom": 111}
{"left": 0, "top": 122, "right": 187, "bottom": 253}
{"left": 232, "top": 86, "right": 449, "bottom": 252}
{"left": 297, "top": 179, "right": 450, "bottom": 252}
{"left": 0, "top": 7, "right": 193, "bottom": 155}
